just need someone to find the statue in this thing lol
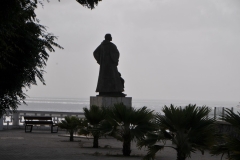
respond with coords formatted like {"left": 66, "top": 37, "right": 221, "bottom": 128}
{"left": 93, "top": 34, "right": 126, "bottom": 97}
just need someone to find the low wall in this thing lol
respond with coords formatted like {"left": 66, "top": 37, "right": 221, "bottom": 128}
{"left": 1, "top": 109, "right": 238, "bottom": 135}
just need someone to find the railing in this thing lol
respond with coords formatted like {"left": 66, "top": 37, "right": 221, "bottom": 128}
{"left": 155, "top": 106, "right": 237, "bottom": 120}
{"left": 208, "top": 107, "right": 236, "bottom": 120}
{"left": 1, "top": 110, "right": 84, "bottom": 130}
{"left": 0, "top": 107, "right": 239, "bottom": 130}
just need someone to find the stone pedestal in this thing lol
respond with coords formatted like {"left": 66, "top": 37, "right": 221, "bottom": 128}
{"left": 90, "top": 96, "right": 132, "bottom": 107}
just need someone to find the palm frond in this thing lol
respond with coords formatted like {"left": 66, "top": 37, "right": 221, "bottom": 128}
{"left": 58, "top": 116, "right": 80, "bottom": 132}
{"left": 222, "top": 108, "right": 240, "bottom": 131}
{"left": 83, "top": 105, "right": 105, "bottom": 125}
{"left": 137, "top": 131, "right": 166, "bottom": 149}
{"left": 151, "top": 104, "right": 215, "bottom": 159}
{"left": 143, "top": 145, "right": 165, "bottom": 160}
{"left": 211, "top": 144, "right": 229, "bottom": 160}
{"left": 105, "top": 103, "right": 156, "bottom": 156}
{"left": 211, "top": 108, "right": 240, "bottom": 160}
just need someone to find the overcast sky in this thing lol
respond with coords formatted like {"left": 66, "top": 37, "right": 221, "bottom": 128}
{"left": 26, "top": 0, "right": 240, "bottom": 102}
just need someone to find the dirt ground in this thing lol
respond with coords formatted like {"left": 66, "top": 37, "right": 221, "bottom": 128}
{"left": 0, "top": 129, "right": 223, "bottom": 160}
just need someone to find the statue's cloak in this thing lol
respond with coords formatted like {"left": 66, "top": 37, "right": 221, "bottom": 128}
{"left": 93, "top": 40, "right": 124, "bottom": 92}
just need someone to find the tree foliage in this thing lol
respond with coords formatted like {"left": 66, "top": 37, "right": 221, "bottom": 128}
{"left": 106, "top": 103, "right": 156, "bottom": 156}
{"left": 139, "top": 104, "right": 215, "bottom": 160}
{"left": 76, "top": 0, "right": 102, "bottom": 9}
{"left": 0, "top": 0, "right": 101, "bottom": 116}
{"left": 79, "top": 105, "right": 111, "bottom": 148}
{"left": 211, "top": 108, "right": 240, "bottom": 160}
{"left": 58, "top": 116, "right": 83, "bottom": 141}
{"left": 0, "top": 0, "right": 63, "bottom": 116}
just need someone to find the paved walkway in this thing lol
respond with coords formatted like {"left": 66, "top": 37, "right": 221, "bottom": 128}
{"left": 0, "top": 129, "right": 222, "bottom": 160}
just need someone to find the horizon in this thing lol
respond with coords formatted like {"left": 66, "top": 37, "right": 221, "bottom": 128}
{"left": 23, "top": 96, "right": 239, "bottom": 106}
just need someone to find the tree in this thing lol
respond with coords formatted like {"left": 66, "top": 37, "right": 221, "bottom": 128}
{"left": 79, "top": 105, "right": 111, "bottom": 148}
{"left": 0, "top": 0, "right": 102, "bottom": 117}
{"left": 211, "top": 108, "right": 240, "bottom": 160}
{"left": 58, "top": 116, "right": 82, "bottom": 141}
{"left": 76, "top": 0, "right": 102, "bottom": 9}
{"left": 0, "top": 0, "right": 63, "bottom": 116}
{"left": 139, "top": 104, "right": 215, "bottom": 160}
{"left": 106, "top": 103, "right": 156, "bottom": 156}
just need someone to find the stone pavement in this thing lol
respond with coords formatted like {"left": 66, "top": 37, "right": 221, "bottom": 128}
{"left": 0, "top": 129, "right": 222, "bottom": 160}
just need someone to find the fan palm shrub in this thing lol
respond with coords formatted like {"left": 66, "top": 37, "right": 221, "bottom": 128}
{"left": 106, "top": 103, "right": 156, "bottom": 156}
{"left": 58, "top": 116, "right": 82, "bottom": 141}
{"left": 79, "top": 105, "right": 111, "bottom": 148}
{"left": 138, "top": 104, "right": 215, "bottom": 160}
{"left": 211, "top": 108, "right": 240, "bottom": 160}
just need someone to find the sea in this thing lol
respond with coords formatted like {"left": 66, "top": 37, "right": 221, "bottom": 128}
{"left": 18, "top": 97, "right": 240, "bottom": 116}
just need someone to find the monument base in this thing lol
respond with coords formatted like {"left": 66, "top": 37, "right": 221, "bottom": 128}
{"left": 90, "top": 96, "right": 132, "bottom": 107}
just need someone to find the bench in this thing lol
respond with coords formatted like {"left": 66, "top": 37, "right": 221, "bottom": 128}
{"left": 24, "top": 116, "right": 58, "bottom": 133}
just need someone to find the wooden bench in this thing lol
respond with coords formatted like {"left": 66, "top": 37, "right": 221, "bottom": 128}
{"left": 24, "top": 116, "right": 58, "bottom": 133}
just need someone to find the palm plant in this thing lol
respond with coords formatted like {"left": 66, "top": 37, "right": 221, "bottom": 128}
{"left": 79, "top": 105, "right": 111, "bottom": 148}
{"left": 106, "top": 103, "right": 156, "bottom": 156}
{"left": 139, "top": 104, "right": 215, "bottom": 160}
{"left": 211, "top": 108, "right": 240, "bottom": 160}
{"left": 58, "top": 116, "right": 82, "bottom": 141}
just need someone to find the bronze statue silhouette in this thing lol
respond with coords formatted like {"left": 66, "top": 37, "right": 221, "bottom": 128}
{"left": 94, "top": 34, "right": 126, "bottom": 97}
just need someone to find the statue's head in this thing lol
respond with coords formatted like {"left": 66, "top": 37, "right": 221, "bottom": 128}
{"left": 105, "top": 34, "right": 112, "bottom": 41}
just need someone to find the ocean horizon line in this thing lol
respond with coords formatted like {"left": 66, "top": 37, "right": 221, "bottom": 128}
{"left": 24, "top": 96, "right": 239, "bottom": 104}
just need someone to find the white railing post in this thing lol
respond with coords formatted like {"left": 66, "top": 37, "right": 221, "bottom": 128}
{"left": 222, "top": 107, "right": 225, "bottom": 118}
{"left": 214, "top": 107, "right": 216, "bottom": 120}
